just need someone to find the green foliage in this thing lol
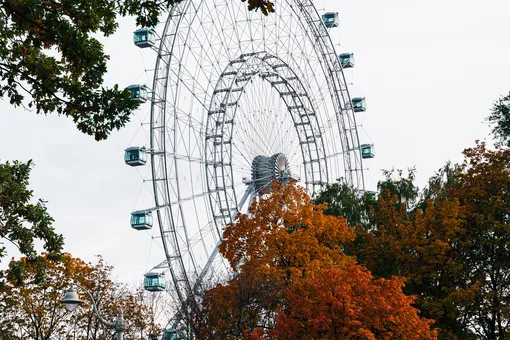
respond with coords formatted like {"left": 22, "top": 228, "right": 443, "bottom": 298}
{"left": 313, "top": 181, "right": 375, "bottom": 226}
{"left": 420, "top": 161, "right": 462, "bottom": 203}
{"left": 0, "top": 160, "right": 63, "bottom": 285}
{"left": 378, "top": 168, "right": 419, "bottom": 212}
{"left": 487, "top": 92, "right": 510, "bottom": 148}
{"left": 0, "top": 0, "right": 273, "bottom": 141}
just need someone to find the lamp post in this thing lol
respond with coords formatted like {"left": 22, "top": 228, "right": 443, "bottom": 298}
{"left": 61, "top": 283, "right": 126, "bottom": 340}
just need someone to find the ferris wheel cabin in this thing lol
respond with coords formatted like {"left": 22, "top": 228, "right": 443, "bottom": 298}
{"left": 339, "top": 53, "right": 355, "bottom": 68}
{"left": 360, "top": 144, "right": 375, "bottom": 159}
{"left": 366, "top": 190, "right": 378, "bottom": 200}
{"left": 124, "top": 147, "right": 147, "bottom": 166}
{"left": 127, "top": 84, "right": 148, "bottom": 103}
{"left": 322, "top": 12, "right": 339, "bottom": 28}
{"left": 144, "top": 272, "right": 166, "bottom": 292}
{"left": 352, "top": 97, "right": 367, "bottom": 112}
{"left": 131, "top": 210, "right": 153, "bottom": 230}
{"left": 133, "top": 28, "right": 156, "bottom": 48}
{"left": 163, "top": 329, "right": 185, "bottom": 340}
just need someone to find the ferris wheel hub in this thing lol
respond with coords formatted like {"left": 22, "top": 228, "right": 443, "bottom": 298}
{"left": 251, "top": 153, "right": 291, "bottom": 190}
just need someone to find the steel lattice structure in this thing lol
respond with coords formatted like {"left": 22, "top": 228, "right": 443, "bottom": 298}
{"left": 144, "top": 0, "right": 366, "bottom": 330}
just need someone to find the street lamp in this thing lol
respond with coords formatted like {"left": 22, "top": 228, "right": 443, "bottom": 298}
{"left": 62, "top": 282, "right": 126, "bottom": 340}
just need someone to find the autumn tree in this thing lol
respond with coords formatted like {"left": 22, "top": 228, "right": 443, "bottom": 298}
{"left": 325, "top": 142, "right": 510, "bottom": 339}
{"left": 194, "top": 180, "right": 436, "bottom": 339}
{"left": 220, "top": 181, "right": 355, "bottom": 280}
{"left": 451, "top": 142, "right": 510, "bottom": 339}
{"left": 0, "top": 253, "right": 161, "bottom": 340}
{"left": 274, "top": 265, "right": 434, "bottom": 339}
{"left": 1, "top": 0, "right": 274, "bottom": 141}
{"left": 0, "top": 160, "right": 63, "bottom": 285}
{"left": 353, "top": 189, "right": 475, "bottom": 339}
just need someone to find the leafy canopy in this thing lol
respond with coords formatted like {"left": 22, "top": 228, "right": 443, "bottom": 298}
{"left": 453, "top": 142, "right": 510, "bottom": 339}
{"left": 313, "top": 181, "right": 375, "bottom": 226}
{"left": 0, "top": 160, "right": 63, "bottom": 285}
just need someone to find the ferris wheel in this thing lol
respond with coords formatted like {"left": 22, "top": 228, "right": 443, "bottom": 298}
{"left": 124, "top": 0, "right": 374, "bottom": 331}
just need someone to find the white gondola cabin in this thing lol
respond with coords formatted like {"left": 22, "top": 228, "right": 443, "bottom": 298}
{"left": 127, "top": 84, "right": 148, "bottom": 103}
{"left": 144, "top": 272, "right": 166, "bottom": 292}
{"left": 360, "top": 144, "right": 375, "bottom": 159}
{"left": 352, "top": 97, "right": 367, "bottom": 112}
{"left": 339, "top": 53, "right": 355, "bottom": 68}
{"left": 322, "top": 12, "right": 339, "bottom": 28}
{"left": 131, "top": 210, "right": 153, "bottom": 230}
{"left": 124, "top": 147, "right": 147, "bottom": 166}
{"left": 133, "top": 28, "right": 156, "bottom": 48}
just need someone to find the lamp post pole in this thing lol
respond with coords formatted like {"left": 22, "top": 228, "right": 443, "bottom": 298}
{"left": 62, "top": 283, "right": 126, "bottom": 340}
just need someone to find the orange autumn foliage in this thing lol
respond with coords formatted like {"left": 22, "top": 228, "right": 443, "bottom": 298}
{"left": 193, "top": 268, "right": 285, "bottom": 338}
{"left": 194, "top": 181, "right": 436, "bottom": 339}
{"left": 220, "top": 180, "right": 355, "bottom": 280}
{"left": 274, "top": 265, "right": 436, "bottom": 339}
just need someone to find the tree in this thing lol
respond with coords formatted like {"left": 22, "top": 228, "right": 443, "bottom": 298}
{"left": 313, "top": 181, "right": 375, "bottom": 226}
{"left": 487, "top": 92, "right": 510, "bottom": 148}
{"left": 0, "top": 253, "right": 162, "bottom": 340}
{"left": 312, "top": 169, "right": 477, "bottom": 338}
{"left": 420, "top": 162, "right": 462, "bottom": 203}
{"left": 451, "top": 142, "right": 510, "bottom": 339}
{"left": 219, "top": 181, "right": 355, "bottom": 280}
{"left": 0, "top": 160, "right": 63, "bottom": 285}
{"left": 194, "top": 181, "right": 436, "bottom": 339}
{"left": 378, "top": 168, "right": 419, "bottom": 214}
{"left": 193, "top": 267, "right": 285, "bottom": 339}
{"left": 1, "top": 0, "right": 274, "bottom": 141}
{"left": 353, "top": 190, "right": 475, "bottom": 339}
{"left": 133, "top": 283, "right": 172, "bottom": 339}
{"left": 274, "top": 265, "right": 435, "bottom": 339}
{"left": 327, "top": 142, "right": 510, "bottom": 339}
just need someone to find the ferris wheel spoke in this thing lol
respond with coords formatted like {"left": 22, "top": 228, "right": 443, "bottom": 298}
{"left": 176, "top": 179, "right": 248, "bottom": 205}
{"left": 187, "top": 181, "right": 255, "bottom": 282}
{"left": 235, "top": 183, "right": 256, "bottom": 217}
{"left": 231, "top": 141, "right": 256, "bottom": 166}
{"left": 229, "top": 163, "right": 253, "bottom": 177}
{"left": 169, "top": 68, "right": 210, "bottom": 110}
{"left": 195, "top": 181, "right": 255, "bottom": 282}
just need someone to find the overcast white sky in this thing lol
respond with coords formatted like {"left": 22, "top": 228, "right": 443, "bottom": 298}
{"left": 1, "top": 0, "right": 508, "bottom": 283}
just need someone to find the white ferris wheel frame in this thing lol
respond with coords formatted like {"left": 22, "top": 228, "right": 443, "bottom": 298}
{"left": 140, "top": 0, "right": 366, "bottom": 326}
